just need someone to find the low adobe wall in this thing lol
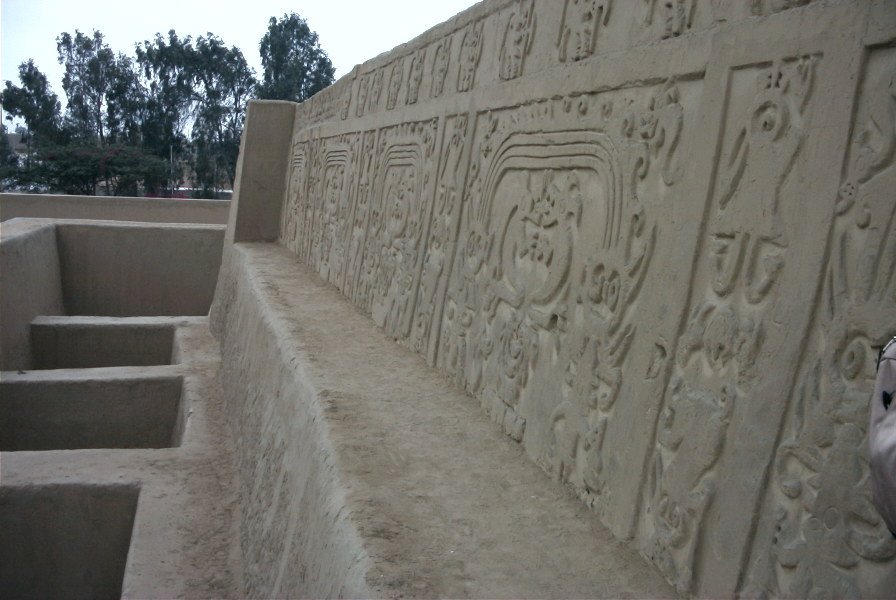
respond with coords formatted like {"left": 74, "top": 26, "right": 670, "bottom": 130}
{"left": 0, "top": 193, "right": 230, "bottom": 224}
{"left": 0, "top": 219, "right": 223, "bottom": 370}
{"left": 216, "top": 0, "right": 896, "bottom": 596}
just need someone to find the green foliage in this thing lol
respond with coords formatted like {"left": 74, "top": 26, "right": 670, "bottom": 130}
{"left": 13, "top": 143, "right": 166, "bottom": 196}
{"left": 57, "top": 30, "right": 146, "bottom": 144}
{"left": 189, "top": 34, "right": 257, "bottom": 190}
{"left": 136, "top": 31, "right": 257, "bottom": 193}
{"left": 136, "top": 30, "right": 201, "bottom": 181}
{"left": 1, "top": 13, "right": 333, "bottom": 197}
{"left": 0, "top": 125, "right": 20, "bottom": 191}
{"left": 257, "top": 13, "right": 335, "bottom": 102}
{"left": 0, "top": 60, "right": 65, "bottom": 143}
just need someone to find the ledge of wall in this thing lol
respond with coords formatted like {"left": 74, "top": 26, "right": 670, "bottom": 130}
{"left": 210, "top": 242, "right": 675, "bottom": 598}
{"left": 0, "top": 220, "right": 64, "bottom": 370}
{"left": 220, "top": 0, "right": 896, "bottom": 596}
{"left": 0, "top": 194, "right": 230, "bottom": 225}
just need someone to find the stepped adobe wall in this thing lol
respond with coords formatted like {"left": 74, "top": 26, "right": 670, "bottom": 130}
{"left": 219, "top": 1, "right": 896, "bottom": 595}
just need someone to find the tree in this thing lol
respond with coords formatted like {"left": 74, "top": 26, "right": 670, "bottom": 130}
{"left": 3, "top": 16, "right": 334, "bottom": 197}
{"left": 136, "top": 29, "right": 197, "bottom": 187}
{"left": 57, "top": 30, "right": 145, "bottom": 145}
{"left": 190, "top": 34, "right": 256, "bottom": 192}
{"left": 1, "top": 60, "right": 65, "bottom": 144}
{"left": 0, "top": 124, "right": 19, "bottom": 190}
{"left": 20, "top": 141, "right": 166, "bottom": 196}
{"left": 137, "top": 31, "right": 257, "bottom": 195}
{"left": 257, "top": 13, "right": 334, "bottom": 103}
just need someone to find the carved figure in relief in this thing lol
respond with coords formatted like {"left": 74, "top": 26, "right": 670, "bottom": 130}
{"left": 850, "top": 71, "right": 896, "bottom": 188}
{"left": 441, "top": 218, "right": 493, "bottom": 392}
{"left": 558, "top": 0, "right": 611, "bottom": 62}
{"left": 363, "top": 121, "right": 438, "bottom": 339}
{"left": 407, "top": 51, "right": 425, "bottom": 105}
{"left": 495, "top": 170, "right": 583, "bottom": 310}
{"left": 316, "top": 161, "right": 346, "bottom": 279}
{"left": 412, "top": 116, "right": 469, "bottom": 357}
{"left": 302, "top": 140, "right": 325, "bottom": 261}
{"left": 281, "top": 143, "right": 306, "bottom": 253}
{"left": 340, "top": 84, "right": 352, "bottom": 120}
{"left": 368, "top": 69, "right": 383, "bottom": 113}
{"left": 644, "top": 58, "right": 816, "bottom": 594}
{"left": 770, "top": 371, "right": 896, "bottom": 598}
{"left": 445, "top": 101, "right": 672, "bottom": 488}
{"left": 643, "top": 0, "right": 695, "bottom": 39}
{"left": 693, "top": 58, "right": 817, "bottom": 364}
{"left": 550, "top": 333, "right": 628, "bottom": 497}
{"left": 356, "top": 76, "right": 369, "bottom": 118}
{"left": 357, "top": 144, "right": 386, "bottom": 310}
{"left": 385, "top": 239, "right": 417, "bottom": 339}
{"left": 460, "top": 165, "right": 583, "bottom": 425}
{"left": 646, "top": 377, "right": 734, "bottom": 590}
{"left": 743, "top": 64, "right": 896, "bottom": 599}
{"left": 499, "top": 0, "right": 536, "bottom": 81}
{"left": 333, "top": 139, "right": 361, "bottom": 285}
{"left": 346, "top": 133, "right": 377, "bottom": 301}
{"left": 622, "top": 78, "right": 684, "bottom": 186}
{"left": 494, "top": 311, "right": 539, "bottom": 414}
{"left": 376, "top": 165, "right": 417, "bottom": 328}
{"left": 548, "top": 399, "right": 581, "bottom": 484}
{"left": 387, "top": 59, "right": 404, "bottom": 110}
{"left": 431, "top": 39, "right": 451, "bottom": 98}
{"left": 698, "top": 59, "right": 817, "bottom": 341}
{"left": 717, "top": 57, "right": 816, "bottom": 215}
{"left": 457, "top": 21, "right": 483, "bottom": 92}
{"left": 411, "top": 215, "right": 447, "bottom": 353}
{"left": 547, "top": 192, "right": 652, "bottom": 498}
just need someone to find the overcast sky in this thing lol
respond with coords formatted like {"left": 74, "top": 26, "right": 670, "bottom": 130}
{"left": 1, "top": 0, "right": 479, "bottom": 112}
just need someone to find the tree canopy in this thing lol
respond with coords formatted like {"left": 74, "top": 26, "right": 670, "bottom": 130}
{"left": 1, "top": 60, "right": 65, "bottom": 144}
{"left": 257, "top": 13, "right": 335, "bottom": 103}
{"left": 0, "top": 12, "right": 334, "bottom": 197}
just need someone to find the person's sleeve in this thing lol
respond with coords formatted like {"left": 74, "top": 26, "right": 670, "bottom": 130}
{"left": 870, "top": 340, "right": 896, "bottom": 537}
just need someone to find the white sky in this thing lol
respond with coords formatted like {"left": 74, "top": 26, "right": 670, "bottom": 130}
{"left": 1, "top": 0, "right": 480, "bottom": 113}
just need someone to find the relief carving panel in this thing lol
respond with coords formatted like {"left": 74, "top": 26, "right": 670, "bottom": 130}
{"left": 407, "top": 50, "right": 426, "bottom": 105}
{"left": 642, "top": 0, "right": 696, "bottom": 40}
{"left": 499, "top": 0, "right": 536, "bottom": 81}
{"left": 438, "top": 78, "right": 701, "bottom": 527}
{"left": 352, "top": 120, "right": 440, "bottom": 340}
{"left": 431, "top": 38, "right": 451, "bottom": 98}
{"left": 741, "top": 46, "right": 896, "bottom": 600}
{"left": 387, "top": 59, "right": 405, "bottom": 110}
{"left": 300, "top": 135, "right": 360, "bottom": 289}
{"left": 410, "top": 114, "right": 473, "bottom": 363}
{"left": 280, "top": 139, "right": 307, "bottom": 256}
{"left": 636, "top": 52, "right": 851, "bottom": 596}
{"left": 457, "top": 21, "right": 484, "bottom": 92}
{"left": 558, "top": 0, "right": 612, "bottom": 62}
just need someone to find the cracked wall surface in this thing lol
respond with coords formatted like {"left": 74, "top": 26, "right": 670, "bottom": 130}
{"left": 226, "top": 1, "right": 896, "bottom": 595}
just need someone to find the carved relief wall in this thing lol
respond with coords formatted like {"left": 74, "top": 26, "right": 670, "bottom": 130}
{"left": 741, "top": 42, "right": 896, "bottom": 600}
{"left": 271, "top": 1, "right": 895, "bottom": 596}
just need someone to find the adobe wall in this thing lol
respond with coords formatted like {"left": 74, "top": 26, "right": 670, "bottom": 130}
{"left": 223, "top": 1, "right": 896, "bottom": 595}
{"left": 0, "top": 193, "right": 230, "bottom": 224}
{"left": 0, "top": 220, "right": 223, "bottom": 370}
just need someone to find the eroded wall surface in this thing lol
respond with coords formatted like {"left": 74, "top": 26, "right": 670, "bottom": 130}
{"left": 245, "top": 0, "right": 895, "bottom": 595}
